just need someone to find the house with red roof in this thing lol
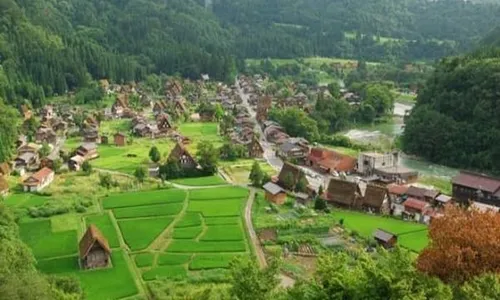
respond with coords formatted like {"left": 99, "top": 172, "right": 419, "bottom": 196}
{"left": 403, "top": 197, "right": 430, "bottom": 222}
{"left": 307, "top": 148, "right": 356, "bottom": 175}
{"left": 22, "top": 167, "right": 54, "bottom": 192}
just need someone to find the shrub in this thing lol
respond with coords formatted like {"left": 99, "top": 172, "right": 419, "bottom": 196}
{"left": 74, "top": 204, "right": 86, "bottom": 213}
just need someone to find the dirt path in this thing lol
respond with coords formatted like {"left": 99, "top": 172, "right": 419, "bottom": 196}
{"left": 244, "top": 189, "right": 296, "bottom": 288}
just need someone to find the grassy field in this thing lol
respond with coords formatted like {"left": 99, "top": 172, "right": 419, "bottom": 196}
{"left": 3, "top": 193, "right": 48, "bottom": 208}
{"left": 200, "top": 225, "right": 244, "bottom": 241}
{"left": 178, "top": 122, "right": 223, "bottom": 152}
{"left": 167, "top": 240, "right": 247, "bottom": 253}
{"left": 85, "top": 213, "right": 121, "bottom": 248}
{"left": 99, "top": 119, "right": 131, "bottom": 135}
{"left": 173, "top": 226, "right": 203, "bottom": 239}
{"left": 222, "top": 161, "right": 277, "bottom": 185}
{"left": 118, "top": 216, "right": 175, "bottom": 250}
{"left": 174, "top": 213, "right": 203, "bottom": 228}
{"left": 417, "top": 175, "right": 452, "bottom": 195}
{"left": 19, "top": 220, "right": 78, "bottom": 259}
{"left": 134, "top": 253, "right": 155, "bottom": 267}
{"left": 171, "top": 175, "right": 227, "bottom": 186}
{"left": 142, "top": 265, "right": 188, "bottom": 281}
{"left": 158, "top": 253, "right": 192, "bottom": 266}
{"left": 113, "top": 202, "right": 183, "bottom": 219}
{"left": 102, "top": 189, "right": 186, "bottom": 209}
{"left": 189, "top": 254, "right": 240, "bottom": 270}
{"left": 189, "top": 186, "right": 249, "bottom": 200}
{"left": 38, "top": 251, "right": 138, "bottom": 300}
{"left": 188, "top": 198, "right": 244, "bottom": 217}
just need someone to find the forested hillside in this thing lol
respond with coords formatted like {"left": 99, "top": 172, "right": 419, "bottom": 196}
{"left": 401, "top": 48, "right": 500, "bottom": 174}
{"left": 0, "top": 0, "right": 499, "bottom": 107}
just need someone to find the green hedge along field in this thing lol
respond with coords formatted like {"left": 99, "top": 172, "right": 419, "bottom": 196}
{"left": 167, "top": 240, "right": 247, "bottom": 253}
{"left": 142, "top": 265, "right": 187, "bottom": 281}
{"left": 37, "top": 251, "right": 138, "bottom": 300}
{"left": 118, "top": 216, "right": 174, "bottom": 250}
{"left": 158, "top": 253, "right": 192, "bottom": 266}
{"left": 188, "top": 198, "right": 243, "bottom": 217}
{"left": 19, "top": 220, "right": 77, "bottom": 259}
{"left": 188, "top": 186, "right": 248, "bottom": 200}
{"left": 113, "top": 203, "right": 183, "bottom": 219}
{"left": 204, "top": 216, "right": 240, "bottom": 225}
{"left": 189, "top": 254, "right": 241, "bottom": 270}
{"left": 103, "top": 189, "right": 185, "bottom": 209}
{"left": 173, "top": 226, "right": 203, "bottom": 239}
{"left": 200, "top": 225, "right": 244, "bottom": 241}
{"left": 134, "top": 253, "right": 155, "bottom": 267}
{"left": 85, "top": 214, "right": 120, "bottom": 248}
{"left": 174, "top": 213, "right": 202, "bottom": 228}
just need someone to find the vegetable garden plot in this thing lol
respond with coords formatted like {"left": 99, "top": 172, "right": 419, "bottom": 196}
{"left": 118, "top": 216, "right": 174, "bottom": 250}
{"left": 204, "top": 216, "right": 240, "bottom": 225}
{"left": 172, "top": 226, "right": 203, "bottom": 239}
{"left": 188, "top": 198, "right": 243, "bottom": 217}
{"left": 167, "top": 240, "right": 247, "bottom": 253}
{"left": 189, "top": 254, "right": 241, "bottom": 270}
{"left": 113, "top": 203, "right": 183, "bottom": 219}
{"left": 142, "top": 265, "right": 188, "bottom": 281}
{"left": 200, "top": 225, "right": 244, "bottom": 241}
{"left": 188, "top": 186, "right": 248, "bottom": 200}
{"left": 19, "top": 220, "right": 78, "bottom": 259}
{"left": 134, "top": 253, "right": 154, "bottom": 267}
{"left": 85, "top": 214, "right": 120, "bottom": 248}
{"left": 174, "top": 213, "right": 202, "bottom": 228}
{"left": 158, "top": 253, "right": 192, "bottom": 266}
{"left": 102, "top": 189, "right": 185, "bottom": 209}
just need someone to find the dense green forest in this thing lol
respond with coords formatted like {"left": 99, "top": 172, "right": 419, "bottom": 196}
{"left": 401, "top": 48, "right": 500, "bottom": 174}
{"left": 0, "top": 0, "right": 499, "bottom": 107}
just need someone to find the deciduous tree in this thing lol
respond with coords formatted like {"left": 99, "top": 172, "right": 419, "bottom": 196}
{"left": 197, "top": 141, "right": 218, "bottom": 175}
{"left": 229, "top": 256, "right": 280, "bottom": 300}
{"left": 149, "top": 146, "right": 161, "bottom": 163}
{"left": 249, "top": 161, "right": 263, "bottom": 186}
{"left": 134, "top": 166, "right": 147, "bottom": 183}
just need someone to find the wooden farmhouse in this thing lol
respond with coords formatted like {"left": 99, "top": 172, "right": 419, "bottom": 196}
{"left": 156, "top": 113, "right": 173, "bottom": 133}
{"left": 362, "top": 184, "right": 389, "bottom": 213}
{"left": 452, "top": 171, "right": 500, "bottom": 206}
{"left": 22, "top": 167, "right": 54, "bottom": 192}
{"left": 174, "top": 98, "right": 187, "bottom": 116}
{"left": 76, "top": 143, "right": 99, "bottom": 160}
{"left": 373, "top": 229, "right": 397, "bottom": 248}
{"left": 247, "top": 137, "right": 264, "bottom": 158}
{"left": 153, "top": 101, "right": 168, "bottom": 115}
{"left": 79, "top": 225, "right": 111, "bottom": 269}
{"left": 263, "top": 182, "right": 287, "bottom": 205}
{"left": 168, "top": 143, "right": 197, "bottom": 170}
{"left": 323, "top": 177, "right": 361, "bottom": 208}
{"left": 277, "top": 162, "right": 309, "bottom": 191}
{"left": 113, "top": 132, "right": 126, "bottom": 147}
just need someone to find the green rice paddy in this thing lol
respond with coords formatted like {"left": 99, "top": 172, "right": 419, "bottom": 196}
{"left": 118, "top": 216, "right": 175, "bottom": 250}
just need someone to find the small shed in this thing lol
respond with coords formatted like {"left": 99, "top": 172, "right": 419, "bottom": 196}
{"left": 263, "top": 182, "right": 287, "bottom": 205}
{"left": 79, "top": 225, "right": 111, "bottom": 269}
{"left": 295, "top": 192, "right": 311, "bottom": 206}
{"left": 373, "top": 229, "right": 397, "bottom": 248}
{"left": 114, "top": 132, "right": 126, "bottom": 147}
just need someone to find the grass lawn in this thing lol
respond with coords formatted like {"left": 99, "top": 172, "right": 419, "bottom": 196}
{"left": 19, "top": 220, "right": 78, "bottom": 259}
{"left": 223, "top": 161, "right": 277, "bottom": 184}
{"left": 113, "top": 202, "right": 183, "bottom": 219}
{"left": 189, "top": 186, "right": 249, "bottom": 201}
{"left": 3, "top": 193, "right": 49, "bottom": 208}
{"left": 38, "top": 251, "right": 139, "bottom": 300}
{"left": 102, "top": 189, "right": 186, "bottom": 209}
{"left": 142, "top": 265, "right": 188, "bottom": 281}
{"left": 99, "top": 119, "right": 131, "bottom": 135}
{"left": 167, "top": 240, "right": 247, "bottom": 253}
{"left": 204, "top": 216, "right": 240, "bottom": 225}
{"left": 188, "top": 198, "right": 244, "bottom": 217}
{"left": 398, "top": 230, "right": 429, "bottom": 252}
{"left": 178, "top": 122, "right": 223, "bottom": 152}
{"left": 418, "top": 175, "right": 452, "bottom": 195}
{"left": 134, "top": 253, "right": 155, "bottom": 267}
{"left": 170, "top": 175, "right": 227, "bottom": 186}
{"left": 174, "top": 213, "right": 203, "bottom": 228}
{"left": 85, "top": 214, "right": 121, "bottom": 248}
{"left": 173, "top": 226, "right": 203, "bottom": 239}
{"left": 158, "top": 253, "right": 192, "bottom": 266}
{"left": 189, "top": 254, "right": 241, "bottom": 270}
{"left": 200, "top": 225, "right": 244, "bottom": 241}
{"left": 118, "top": 216, "right": 175, "bottom": 250}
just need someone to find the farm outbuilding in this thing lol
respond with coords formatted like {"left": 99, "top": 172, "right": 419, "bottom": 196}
{"left": 79, "top": 224, "right": 112, "bottom": 269}
{"left": 373, "top": 229, "right": 397, "bottom": 248}
{"left": 263, "top": 182, "right": 287, "bottom": 205}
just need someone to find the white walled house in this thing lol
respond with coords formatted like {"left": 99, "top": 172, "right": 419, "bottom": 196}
{"left": 23, "top": 167, "right": 54, "bottom": 192}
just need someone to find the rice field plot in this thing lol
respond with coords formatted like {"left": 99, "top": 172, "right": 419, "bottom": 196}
{"left": 113, "top": 203, "right": 183, "bottom": 219}
{"left": 172, "top": 226, "right": 203, "bottom": 239}
{"left": 142, "top": 265, "right": 188, "bottom": 281}
{"left": 188, "top": 198, "right": 244, "bottom": 217}
{"left": 37, "top": 251, "right": 138, "bottom": 300}
{"left": 158, "top": 253, "right": 192, "bottom": 266}
{"left": 167, "top": 240, "right": 247, "bottom": 253}
{"left": 102, "top": 189, "right": 186, "bottom": 209}
{"left": 171, "top": 175, "right": 227, "bottom": 186}
{"left": 204, "top": 216, "right": 240, "bottom": 225}
{"left": 4, "top": 193, "right": 49, "bottom": 208}
{"left": 398, "top": 230, "right": 429, "bottom": 252}
{"left": 85, "top": 214, "right": 120, "bottom": 248}
{"left": 134, "top": 253, "right": 155, "bottom": 267}
{"left": 174, "top": 213, "right": 202, "bottom": 228}
{"left": 200, "top": 225, "right": 244, "bottom": 241}
{"left": 189, "top": 254, "right": 241, "bottom": 270}
{"left": 118, "top": 216, "right": 175, "bottom": 250}
{"left": 19, "top": 220, "right": 78, "bottom": 259}
{"left": 189, "top": 186, "right": 248, "bottom": 201}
